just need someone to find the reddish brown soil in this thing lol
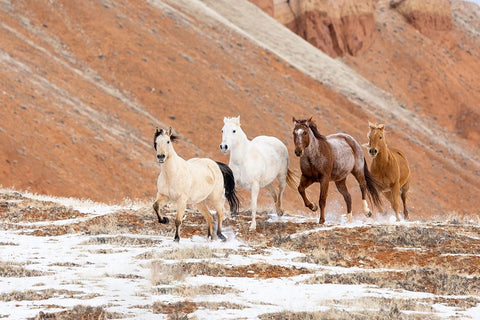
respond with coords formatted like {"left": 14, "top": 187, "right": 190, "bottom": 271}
{"left": 0, "top": 0, "right": 479, "bottom": 223}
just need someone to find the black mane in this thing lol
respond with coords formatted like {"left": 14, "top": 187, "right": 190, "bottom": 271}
{"left": 153, "top": 128, "right": 179, "bottom": 150}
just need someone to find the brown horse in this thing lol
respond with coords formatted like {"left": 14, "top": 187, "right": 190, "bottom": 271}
{"left": 366, "top": 123, "right": 410, "bottom": 221}
{"left": 292, "top": 117, "right": 382, "bottom": 224}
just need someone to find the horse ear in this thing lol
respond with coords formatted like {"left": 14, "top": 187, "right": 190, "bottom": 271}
{"left": 234, "top": 115, "right": 241, "bottom": 125}
{"left": 362, "top": 142, "right": 370, "bottom": 149}
{"left": 167, "top": 127, "right": 173, "bottom": 136}
{"left": 369, "top": 122, "right": 376, "bottom": 129}
{"left": 378, "top": 124, "right": 385, "bottom": 130}
{"left": 292, "top": 117, "right": 297, "bottom": 124}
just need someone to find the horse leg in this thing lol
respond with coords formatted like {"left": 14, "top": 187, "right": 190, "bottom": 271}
{"left": 390, "top": 183, "right": 401, "bottom": 221}
{"left": 353, "top": 171, "right": 372, "bottom": 218}
{"left": 276, "top": 175, "right": 287, "bottom": 216}
{"left": 212, "top": 199, "right": 227, "bottom": 241}
{"left": 249, "top": 181, "right": 260, "bottom": 231}
{"left": 401, "top": 180, "right": 410, "bottom": 220}
{"left": 318, "top": 177, "right": 330, "bottom": 224}
{"left": 197, "top": 202, "right": 215, "bottom": 240}
{"left": 174, "top": 199, "right": 187, "bottom": 242}
{"left": 335, "top": 179, "right": 352, "bottom": 223}
{"left": 298, "top": 175, "right": 317, "bottom": 212}
{"left": 266, "top": 183, "right": 278, "bottom": 208}
{"left": 153, "top": 194, "right": 169, "bottom": 224}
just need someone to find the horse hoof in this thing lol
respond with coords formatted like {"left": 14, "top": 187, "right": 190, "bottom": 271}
{"left": 310, "top": 204, "right": 318, "bottom": 212}
{"left": 367, "top": 211, "right": 372, "bottom": 218}
{"left": 277, "top": 210, "right": 285, "bottom": 217}
{"left": 217, "top": 233, "right": 227, "bottom": 242}
{"left": 174, "top": 235, "right": 180, "bottom": 242}
{"left": 249, "top": 222, "right": 257, "bottom": 231}
{"left": 159, "top": 217, "right": 169, "bottom": 224}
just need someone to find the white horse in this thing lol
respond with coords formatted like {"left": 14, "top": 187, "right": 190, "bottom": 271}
{"left": 220, "top": 116, "right": 296, "bottom": 231}
{"left": 153, "top": 127, "right": 239, "bottom": 242}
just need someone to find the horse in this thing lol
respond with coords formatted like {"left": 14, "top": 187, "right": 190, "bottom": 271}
{"left": 152, "top": 127, "right": 239, "bottom": 242}
{"left": 365, "top": 122, "right": 411, "bottom": 221}
{"left": 292, "top": 117, "right": 382, "bottom": 224}
{"left": 219, "top": 116, "right": 297, "bottom": 231}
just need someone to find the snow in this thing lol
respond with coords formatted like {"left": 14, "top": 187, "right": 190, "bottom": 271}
{"left": 0, "top": 192, "right": 478, "bottom": 319}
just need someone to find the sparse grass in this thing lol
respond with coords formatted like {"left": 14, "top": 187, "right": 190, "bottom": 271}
{"left": 259, "top": 297, "right": 439, "bottom": 320}
{"left": 0, "top": 242, "right": 17, "bottom": 246}
{"left": 83, "top": 235, "right": 159, "bottom": 246}
{"left": 84, "top": 214, "right": 131, "bottom": 235}
{"left": 373, "top": 225, "right": 454, "bottom": 248}
{"left": 304, "top": 267, "right": 480, "bottom": 296}
{"left": 151, "top": 262, "right": 187, "bottom": 286}
{"left": 0, "top": 261, "right": 48, "bottom": 277}
{"left": 33, "top": 305, "right": 124, "bottom": 320}
{"left": 160, "top": 246, "right": 217, "bottom": 260}
{"left": 152, "top": 284, "right": 240, "bottom": 297}
{"left": 0, "top": 289, "right": 82, "bottom": 302}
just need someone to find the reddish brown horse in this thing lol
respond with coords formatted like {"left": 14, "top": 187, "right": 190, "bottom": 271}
{"left": 366, "top": 123, "right": 410, "bottom": 221}
{"left": 292, "top": 117, "right": 382, "bottom": 224}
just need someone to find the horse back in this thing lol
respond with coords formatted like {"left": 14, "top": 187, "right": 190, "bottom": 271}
{"left": 185, "top": 158, "right": 223, "bottom": 202}
{"left": 244, "top": 135, "right": 289, "bottom": 185}
{"left": 326, "top": 133, "right": 364, "bottom": 180}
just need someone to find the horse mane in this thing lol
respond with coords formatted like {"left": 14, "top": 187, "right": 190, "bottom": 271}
{"left": 154, "top": 128, "right": 179, "bottom": 150}
{"left": 307, "top": 120, "right": 327, "bottom": 140}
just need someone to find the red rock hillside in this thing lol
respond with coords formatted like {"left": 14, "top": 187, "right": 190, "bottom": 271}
{"left": 1, "top": 0, "right": 479, "bottom": 219}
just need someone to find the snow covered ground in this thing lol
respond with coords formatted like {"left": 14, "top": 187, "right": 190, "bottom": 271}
{"left": 1, "top": 189, "right": 479, "bottom": 319}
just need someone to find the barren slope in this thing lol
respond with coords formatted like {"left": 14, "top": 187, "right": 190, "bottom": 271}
{"left": 0, "top": 0, "right": 479, "bottom": 219}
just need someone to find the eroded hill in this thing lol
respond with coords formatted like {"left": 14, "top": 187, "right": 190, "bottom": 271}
{"left": 1, "top": 0, "right": 479, "bottom": 219}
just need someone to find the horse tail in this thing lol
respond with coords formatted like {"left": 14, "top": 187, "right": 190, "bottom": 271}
{"left": 364, "top": 158, "right": 383, "bottom": 209}
{"left": 216, "top": 161, "right": 239, "bottom": 214}
{"left": 286, "top": 168, "right": 299, "bottom": 190}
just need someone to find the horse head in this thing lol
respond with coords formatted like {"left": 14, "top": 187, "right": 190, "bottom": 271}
{"left": 366, "top": 122, "right": 386, "bottom": 158}
{"left": 220, "top": 116, "right": 242, "bottom": 154}
{"left": 154, "top": 127, "right": 178, "bottom": 163}
{"left": 292, "top": 117, "right": 312, "bottom": 157}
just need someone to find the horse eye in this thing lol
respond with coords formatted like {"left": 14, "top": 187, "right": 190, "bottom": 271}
{"left": 233, "top": 130, "right": 236, "bottom": 133}
{"left": 167, "top": 141, "right": 170, "bottom": 144}
{"left": 379, "top": 136, "right": 382, "bottom": 139}
{"left": 303, "top": 131, "right": 307, "bottom": 135}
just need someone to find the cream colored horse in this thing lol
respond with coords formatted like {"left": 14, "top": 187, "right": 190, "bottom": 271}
{"left": 220, "top": 116, "right": 296, "bottom": 231}
{"left": 153, "top": 127, "right": 239, "bottom": 242}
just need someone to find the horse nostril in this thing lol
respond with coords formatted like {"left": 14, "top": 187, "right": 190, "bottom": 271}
{"left": 369, "top": 149, "right": 377, "bottom": 155}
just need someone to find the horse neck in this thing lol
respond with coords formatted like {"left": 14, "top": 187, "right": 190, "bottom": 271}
{"left": 306, "top": 128, "right": 326, "bottom": 156}
{"left": 375, "top": 139, "right": 391, "bottom": 163}
{"left": 229, "top": 130, "right": 250, "bottom": 163}
{"left": 162, "top": 147, "right": 184, "bottom": 177}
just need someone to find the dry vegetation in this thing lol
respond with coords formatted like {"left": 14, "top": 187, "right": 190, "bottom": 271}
{"left": 1, "top": 190, "right": 479, "bottom": 319}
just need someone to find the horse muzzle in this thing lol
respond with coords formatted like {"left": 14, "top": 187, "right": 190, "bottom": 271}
{"left": 219, "top": 143, "right": 229, "bottom": 154}
{"left": 294, "top": 148, "right": 303, "bottom": 157}
{"left": 368, "top": 148, "right": 378, "bottom": 158}
{"left": 157, "top": 154, "right": 166, "bottom": 163}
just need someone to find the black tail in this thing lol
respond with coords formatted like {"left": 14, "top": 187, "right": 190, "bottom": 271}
{"left": 364, "top": 158, "right": 383, "bottom": 209}
{"left": 216, "top": 162, "right": 239, "bottom": 214}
